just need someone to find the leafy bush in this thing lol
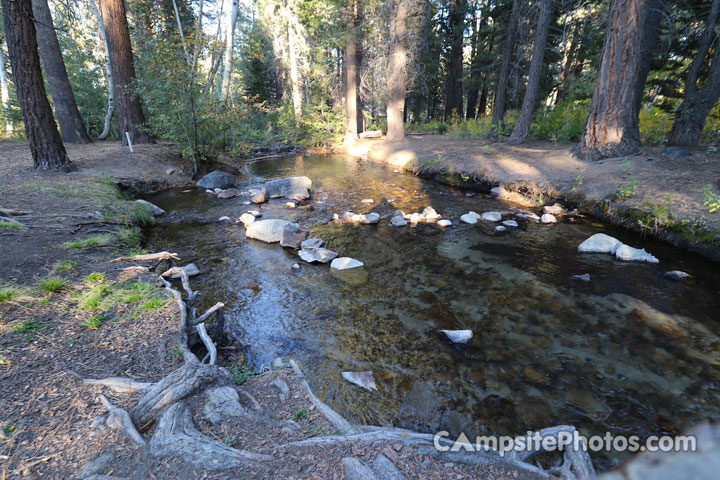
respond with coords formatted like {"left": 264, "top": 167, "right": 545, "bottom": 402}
{"left": 530, "top": 99, "right": 590, "bottom": 143}
{"left": 639, "top": 106, "right": 674, "bottom": 144}
{"left": 37, "top": 276, "right": 68, "bottom": 294}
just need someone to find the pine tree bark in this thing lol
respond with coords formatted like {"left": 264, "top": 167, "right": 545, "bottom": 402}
{"left": 443, "top": 0, "right": 466, "bottom": 120}
{"left": 577, "top": 0, "right": 647, "bottom": 160}
{"left": 99, "top": 0, "right": 153, "bottom": 144}
{"left": 632, "top": 0, "right": 666, "bottom": 118}
{"left": 31, "top": 0, "right": 91, "bottom": 143}
{"left": 2, "top": 0, "right": 72, "bottom": 170}
{"left": 507, "top": 0, "right": 552, "bottom": 144}
{"left": 386, "top": 0, "right": 409, "bottom": 141}
{"left": 0, "top": 38, "right": 13, "bottom": 134}
{"left": 489, "top": 0, "right": 521, "bottom": 137}
{"left": 344, "top": 0, "right": 360, "bottom": 143}
{"left": 89, "top": 0, "right": 114, "bottom": 140}
{"left": 668, "top": 0, "right": 720, "bottom": 146}
{"left": 465, "top": 0, "right": 486, "bottom": 120}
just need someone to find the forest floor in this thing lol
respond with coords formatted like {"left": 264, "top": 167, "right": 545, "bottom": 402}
{"left": 361, "top": 135, "right": 720, "bottom": 260}
{"left": 0, "top": 141, "right": 548, "bottom": 479}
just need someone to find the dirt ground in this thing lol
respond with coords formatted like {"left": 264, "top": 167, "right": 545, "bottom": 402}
{"left": 362, "top": 135, "right": 720, "bottom": 235}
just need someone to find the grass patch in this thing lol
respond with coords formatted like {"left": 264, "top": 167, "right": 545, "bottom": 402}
{"left": 294, "top": 408, "right": 309, "bottom": 421}
{"left": 64, "top": 235, "right": 111, "bottom": 250}
{"left": 80, "top": 285, "right": 111, "bottom": 310}
{"left": 229, "top": 363, "right": 261, "bottom": 385}
{"left": 141, "top": 298, "right": 166, "bottom": 311}
{"left": 37, "top": 276, "right": 68, "bottom": 294}
{"left": 83, "top": 315, "right": 106, "bottom": 329}
{"left": 10, "top": 320, "right": 50, "bottom": 334}
{"left": 0, "top": 287, "right": 20, "bottom": 303}
{"left": 84, "top": 272, "right": 106, "bottom": 284}
{"left": 116, "top": 226, "right": 142, "bottom": 249}
{"left": 53, "top": 260, "right": 78, "bottom": 273}
{"left": 0, "top": 220, "right": 23, "bottom": 230}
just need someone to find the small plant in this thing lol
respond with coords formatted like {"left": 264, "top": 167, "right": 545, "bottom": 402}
{"left": 229, "top": 363, "right": 261, "bottom": 385}
{"left": 116, "top": 226, "right": 142, "bottom": 249}
{"left": 141, "top": 297, "right": 166, "bottom": 311}
{"left": 224, "top": 435, "right": 237, "bottom": 447}
{"left": 80, "top": 285, "right": 111, "bottom": 310}
{"left": 53, "top": 260, "right": 78, "bottom": 273}
{"left": 294, "top": 408, "right": 309, "bottom": 421}
{"left": 37, "top": 276, "right": 68, "bottom": 294}
{"left": 303, "top": 426, "right": 331, "bottom": 438}
{"left": 0, "top": 220, "right": 23, "bottom": 230}
{"left": 83, "top": 315, "right": 105, "bottom": 329}
{"left": 0, "top": 287, "right": 19, "bottom": 303}
{"left": 703, "top": 184, "right": 720, "bottom": 213}
{"left": 85, "top": 272, "right": 106, "bottom": 284}
{"left": 617, "top": 176, "right": 638, "bottom": 201}
{"left": 10, "top": 320, "right": 49, "bottom": 334}
{"left": 64, "top": 235, "right": 111, "bottom": 249}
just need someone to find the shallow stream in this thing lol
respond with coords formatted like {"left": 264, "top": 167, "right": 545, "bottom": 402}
{"left": 147, "top": 155, "right": 720, "bottom": 469}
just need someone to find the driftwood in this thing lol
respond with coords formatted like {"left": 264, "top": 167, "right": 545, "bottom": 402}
{"left": 195, "top": 322, "right": 217, "bottom": 365}
{"left": 110, "top": 251, "right": 180, "bottom": 263}
{"left": 84, "top": 377, "right": 153, "bottom": 394}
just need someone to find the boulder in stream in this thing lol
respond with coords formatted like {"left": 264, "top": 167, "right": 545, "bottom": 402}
{"left": 245, "top": 219, "right": 291, "bottom": 243}
{"left": 437, "top": 219, "right": 452, "bottom": 227}
{"left": 578, "top": 233, "right": 623, "bottom": 254}
{"left": 301, "top": 238, "right": 323, "bottom": 249}
{"left": 543, "top": 203, "right": 565, "bottom": 215}
{"left": 299, "top": 247, "right": 338, "bottom": 263}
{"left": 250, "top": 188, "right": 267, "bottom": 204}
{"left": 341, "top": 371, "right": 377, "bottom": 391}
{"left": 197, "top": 170, "right": 235, "bottom": 189}
{"left": 331, "top": 257, "right": 364, "bottom": 270}
{"left": 540, "top": 213, "right": 557, "bottom": 224}
{"left": 254, "top": 176, "right": 312, "bottom": 201}
{"left": 439, "top": 329, "right": 473, "bottom": 344}
{"left": 135, "top": 199, "right": 165, "bottom": 216}
{"left": 239, "top": 213, "right": 256, "bottom": 227}
{"left": 280, "top": 222, "right": 308, "bottom": 249}
{"left": 460, "top": 212, "right": 479, "bottom": 224}
{"left": 615, "top": 244, "right": 659, "bottom": 263}
{"left": 502, "top": 219, "right": 518, "bottom": 228}
{"left": 481, "top": 211, "right": 502, "bottom": 222}
{"left": 171, "top": 263, "right": 200, "bottom": 278}
{"left": 217, "top": 188, "right": 242, "bottom": 199}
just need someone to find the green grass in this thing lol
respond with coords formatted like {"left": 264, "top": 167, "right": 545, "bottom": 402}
{"left": 10, "top": 320, "right": 50, "bottom": 334}
{"left": 80, "top": 285, "right": 111, "bottom": 310}
{"left": 116, "top": 226, "right": 142, "bottom": 249}
{"left": 53, "top": 260, "right": 78, "bottom": 273}
{"left": 0, "top": 287, "right": 20, "bottom": 303}
{"left": 36, "top": 276, "right": 68, "bottom": 294}
{"left": 0, "top": 220, "right": 23, "bottom": 230}
{"left": 229, "top": 364, "right": 261, "bottom": 385}
{"left": 83, "top": 315, "right": 105, "bottom": 329}
{"left": 141, "top": 298, "right": 166, "bottom": 311}
{"left": 294, "top": 408, "right": 309, "bottom": 421}
{"left": 84, "top": 272, "right": 106, "bottom": 284}
{"left": 64, "top": 235, "right": 111, "bottom": 250}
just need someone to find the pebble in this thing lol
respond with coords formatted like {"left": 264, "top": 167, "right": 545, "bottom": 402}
{"left": 481, "top": 211, "right": 502, "bottom": 222}
{"left": 572, "top": 274, "right": 591, "bottom": 282}
{"left": 437, "top": 219, "right": 452, "bottom": 227}
{"left": 540, "top": 213, "right": 557, "bottom": 224}
{"left": 361, "top": 199, "right": 374, "bottom": 204}
{"left": 495, "top": 225, "right": 506, "bottom": 232}
{"left": 218, "top": 216, "right": 230, "bottom": 222}
{"left": 291, "top": 263, "right": 300, "bottom": 271}
{"left": 502, "top": 219, "right": 518, "bottom": 228}
{"left": 664, "top": 270, "right": 691, "bottom": 280}
{"left": 460, "top": 213, "right": 478, "bottom": 224}
{"left": 285, "top": 202, "right": 297, "bottom": 209}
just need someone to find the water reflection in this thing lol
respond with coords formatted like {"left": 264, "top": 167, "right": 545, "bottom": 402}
{"left": 147, "top": 155, "right": 720, "bottom": 470}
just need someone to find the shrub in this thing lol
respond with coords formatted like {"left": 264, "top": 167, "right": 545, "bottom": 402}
{"left": 37, "top": 276, "right": 68, "bottom": 294}
{"left": 53, "top": 260, "right": 78, "bottom": 273}
{"left": 639, "top": 106, "right": 674, "bottom": 144}
{"left": 530, "top": 98, "right": 590, "bottom": 143}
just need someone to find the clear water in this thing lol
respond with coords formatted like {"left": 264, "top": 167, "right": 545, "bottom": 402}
{"left": 146, "top": 155, "right": 720, "bottom": 469}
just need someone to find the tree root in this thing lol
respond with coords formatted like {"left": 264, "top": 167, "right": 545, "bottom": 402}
{"left": 99, "top": 395, "right": 146, "bottom": 448}
{"left": 83, "top": 377, "right": 153, "bottom": 394}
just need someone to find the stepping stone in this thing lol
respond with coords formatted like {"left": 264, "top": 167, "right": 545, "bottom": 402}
{"left": 331, "top": 257, "right": 364, "bottom": 270}
{"left": 439, "top": 329, "right": 473, "bottom": 344}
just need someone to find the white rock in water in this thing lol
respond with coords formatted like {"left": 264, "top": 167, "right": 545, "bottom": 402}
{"left": 331, "top": 257, "right": 364, "bottom": 270}
{"left": 245, "top": 219, "right": 291, "bottom": 243}
{"left": 540, "top": 213, "right": 557, "bottom": 224}
{"left": 291, "top": 263, "right": 300, "bottom": 271}
{"left": 206, "top": 189, "right": 213, "bottom": 194}
{"left": 285, "top": 202, "right": 297, "bottom": 209}
{"left": 495, "top": 225, "right": 507, "bottom": 232}
{"left": 665, "top": 270, "right": 691, "bottom": 280}
{"left": 437, "top": 219, "right": 452, "bottom": 227}
{"left": 361, "top": 199, "right": 374, "bottom": 204}
{"left": 218, "top": 216, "right": 230, "bottom": 222}
{"left": 572, "top": 273, "right": 591, "bottom": 282}
{"left": 360, "top": 212, "right": 380, "bottom": 224}
{"left": 391, "top": 215, "right": 407, "bottom": 227}
{"left": 239, "top": 213, "right": 256, "bottom": 227}
{"left": 171, "top": 263, "right": 200, "bottom": 279}
{"left": 502, "top": 219, "right": 518, "bottom": 228}
{"left": 615, "top": 244, "right": 659, "bottom": 263}
{"left": 243, "top": 201, "right": 251, "bottom": 205}
{"left": 405, "top": 212, "right": 422, "bottom": 223}
{"left": 439, "top": 329, "right": 473, "bottom": 344}
{"left": 249, "top": 210, "right": 261, "bottom": 217}
{"left": 301, "top": 238, "right": 323, "bottom": 249}
{"left": 481, "top": 212, "right": 502, "bottom": 222}
{"left": 299, "top": 247, "right": 338, "bottom": 264}
{"left": 342, "top": 371, "right": 377, "bottom": 391}
{"left": 543, "top": 203, "right": 565, "bottom": 215}
{"left": 213, "top": 188, "right": 223, "bottom": 193}
{"left": 578, "top": 233, "right": 623, "bottom": 254}
{"left": 420, "top": 206, "right": 441, "bottom": 222}
{"left": 135, "top": 199, "right": 165, "bottom": 216}
{"left": 460, "top": 213, "right": 478, "bottom": 224}
{"left": 517, "top": 211, "right": 540, "bottom": 222}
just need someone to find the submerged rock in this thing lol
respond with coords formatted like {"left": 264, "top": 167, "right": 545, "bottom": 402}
{"left": 245, "top": 219, "right": 291, "bottom": 243}
{"left": 336, "top": 211, "right": 380, "bottom": 224}
{"left": 572, "top": 274, "right": 591, "bottom": 282}
{"left": 390, "top": 213, "right": 407, "bottom": 227}
{"left": 218, "top": 216, "right": 230, "bottom": 222}
{"left": 135, "top": 199, "right": 165, "bottom": 216}
{"left": 331, "top": 257, "right": 364, "bottom": 270}
{"left": 280, "top": 222, "right": 308, "bottom": 249}
{"left": 578, "top": 233, "right": 623, "bottom": 254}
{"left": 540, "top": 213, "right": 557, "bottom": 224}
{"left": 171, "top": 263, "right": 200, "bottom": 278}
{"left": 197, "top": 170, "right": 235, "bottom": 189}
{"left": 299, "top": 247, "right": 338, "bottom": 263}
{"left": 517, "top": 211, "right": 541, "bottom": 222}
{"left": 301, "top": 238, "right": 323, "bottom": 249}
{"left": 439, "top": 329, "right": 473, "bottom": 344}
{"left": 361, "top": 198, "right": 374, "bottom": 204}
{"left": 615, "top": 244, "right": 659, "bottom": 263}
{"left": 217, "top": 188, "right": 242, "bottom": 199}
{"left": 248, "top": 210, "right": 261, "bottom": 217}
{"left": 285, "top": 202, "right": 297, "bottom": 209}
{"left": 341, "top": 371, "right": 377, "bottom": 391}
{"left": 437, "top": 219, "right": 452, "bottom": 227}
{"left": 239, "top": 213, "right": 256, "bottom": 227}
{"left": 460, "top": 212, "right": 479, "bottom": 224}
{"left": 502, "top": 219, "right": 518, "bottom": 228}
{"left": 665, "top": 270, "right": 691, "bottom": 280}
{"left": 260, "top": 176, "right": 312, "bottom": 201}
{"left": 250, "top": 188, "right": 267, "bottom": 204}
{"left": 495, "top": 225, "right": 507, "bottom": 232}
{"left": 481, "top": 211, "right": 502, "bottom": 222}
{"left": 543, "top": 203, "right": 565, "bottom": 215}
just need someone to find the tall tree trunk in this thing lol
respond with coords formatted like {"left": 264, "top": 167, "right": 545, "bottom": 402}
{"left": 288, "top": 19, "right": 302, "bottom": 122}
{"left": 99, "top": 0, "right": 153, "bottom": 144}
{"left": 668, "top": 0, "right": 720, "bottom": 146}
{"left": 489, "top": 0, "right": 521, "bottom": 137}
{"left": 556, "top": 20, "right": 581, "bottom": 102}
{"left": 466, "top": 0, "right": 485, "bottom": 119}
{"left": 386, "top": 0, "right": 409, "bottom": 141}
{"left": 344, "top": 0, "right": 360, "bottom": 143}
{"left": 31, "top": 0, "right": 91, "bottom": 143}
{"left": 577, "top": 0, "right": 647, "bottom": 160}
{"left": 1, "top": 0, "right": 71, "bottom": 170}
{"left": 0, "top": 39, "right": 13, "bottom": 135}
{"left": 89, "top": 0, "right": 114, "bottom": 140}
{"left": 220, "top": 0, "right": 239, "bottom": 100}
{"left": 443, "top": 0, "right": 466, "bottom": 120}
{"left": 633, "top": 0, "right": 666, "bottom": 118}
{"left": 507, "top": 0, "right": 552, "bottom": 144}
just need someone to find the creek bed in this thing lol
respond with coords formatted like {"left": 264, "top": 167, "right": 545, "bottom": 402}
{"left": 146, "top": 154, "right": 720, "bottom": 470}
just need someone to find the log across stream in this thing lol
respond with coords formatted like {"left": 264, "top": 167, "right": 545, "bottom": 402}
{"left": 146, "top": 154, "right": 720, "bottom": 470}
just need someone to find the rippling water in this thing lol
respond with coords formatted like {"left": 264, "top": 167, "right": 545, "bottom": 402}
{"left": 146, "top": 155, "right": 720, "bottom": 469}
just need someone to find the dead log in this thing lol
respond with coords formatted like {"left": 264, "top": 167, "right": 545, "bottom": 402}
{"left": 110, "top": 251, "right": 180, "bottom": 263}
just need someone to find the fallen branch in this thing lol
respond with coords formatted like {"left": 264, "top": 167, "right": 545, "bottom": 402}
{"left": 110, "top": 251, "right": 180, "bottom": 263}
{"left": 0, "top": 207, "right": 31, "bottom": 216}
{"left": 195, "top": 322, "right": 217, "bottom": 365}
{"left": 192, "top": 302, "right": 224, "bottom": 326}
{"left": 83, "top": 377, "right": 153, "bottom": 394}
{"left": 160, "top": 267, "right": 196, "bottom": 303}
